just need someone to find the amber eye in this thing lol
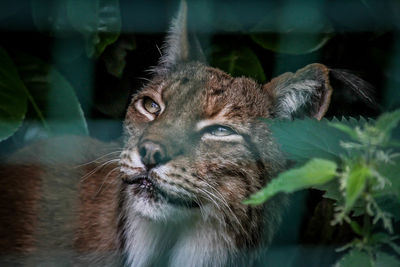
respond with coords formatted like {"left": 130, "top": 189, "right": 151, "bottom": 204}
{"left": 143, "top": 97, "right": 161, "bottom": 114}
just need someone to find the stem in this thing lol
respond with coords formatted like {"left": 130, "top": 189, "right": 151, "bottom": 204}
{"left": 362, "top": 203, "right": 372, "bottom": 237}
{"left": 362, "top": 179, "right": 372, "bottom": 239}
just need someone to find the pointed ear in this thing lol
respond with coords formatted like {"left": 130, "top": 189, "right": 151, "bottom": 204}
{"left": 155, "top": 0, "right": 205, "bottom": 74}
{"left": 264, "top": 63, "right": 333, "bottom": 120}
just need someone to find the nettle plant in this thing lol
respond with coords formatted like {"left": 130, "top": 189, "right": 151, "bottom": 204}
{"left": 244, "top": 111, "right": 400, "bottom": 266}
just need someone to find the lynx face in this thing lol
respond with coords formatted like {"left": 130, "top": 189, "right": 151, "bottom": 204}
{"left": 119, "top": 63, "right": 283, "bottom": 227}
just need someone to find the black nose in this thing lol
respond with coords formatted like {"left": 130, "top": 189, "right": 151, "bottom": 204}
{"left": 138, "top": 141, "right": 167, "bottom": 169}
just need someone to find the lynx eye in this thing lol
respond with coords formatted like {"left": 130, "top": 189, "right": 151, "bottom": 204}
{"left": 209, "top": 125, "right": 235, "bottom": 137}
{"left": 198, "top": 122, "right": 242, "bottom": 142}
{"left": 143, "top": 97, "right": 161, "bottom": 114}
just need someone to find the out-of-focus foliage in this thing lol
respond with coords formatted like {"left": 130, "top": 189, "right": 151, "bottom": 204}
{"left": 210, "top": 45, "right": 266, "bottom": 82}
{"left": 102, "top": 36, "right": 136, "bottom": 78}
{"left": 261, "top": 118, "right": 368, "bottom": 165}
{"left": 0, "top": 47, "right": 87, "bottom": 142}
{"left": 0, "top": 47, "right": 27, "bottom": 141}
{"left": 31, "top": 0, "right": 121, "bottom": 57}
{"left": 245, "top": 111, "right": 400, "bottom": 266}
{"left": 66, "top": 0, "right": 121, "bottom": 57}
{"left": 250, "top": 5, "right": 333, "bottom": 55}
{"left": 14, "top": 52, "right": 88, "bottom": 135}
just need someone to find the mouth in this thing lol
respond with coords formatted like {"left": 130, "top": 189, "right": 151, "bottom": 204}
{"left": 122, "top": 173, "right": 199, "bottom": 208}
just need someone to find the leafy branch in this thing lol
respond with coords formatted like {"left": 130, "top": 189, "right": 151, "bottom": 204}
{"left": 245, "top": 111, "right": 400, "bottom": 266}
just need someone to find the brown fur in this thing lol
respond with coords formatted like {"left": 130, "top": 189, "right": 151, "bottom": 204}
{"left": 0, "top": 164, "right": 42, "bottom": 254}
{"left": 0, "top": 136, "right": 122, "bottom": 265}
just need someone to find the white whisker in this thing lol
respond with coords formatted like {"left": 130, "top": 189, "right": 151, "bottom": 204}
{"left": 93, "top": 166, "right": 120, "bottom": 198}
{"left": 196, "top": 187, "right": 222, "bottom": 211}
{"left": 81, "top": 159, "right": 120, "bottom": 182}
{"left": 195, "top": 174, "right": 246, "bottom": 233}
{"left": 74, "top": 151, "right": 122, "bottom": 168}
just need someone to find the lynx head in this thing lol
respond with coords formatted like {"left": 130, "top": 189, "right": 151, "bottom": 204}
{"left": 119, "top": 0, "right": 332, "bottom": 245}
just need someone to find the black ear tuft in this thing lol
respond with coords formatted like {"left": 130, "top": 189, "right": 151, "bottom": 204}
{"left": 330, "top": 69, "right": 377, "bottom": 110}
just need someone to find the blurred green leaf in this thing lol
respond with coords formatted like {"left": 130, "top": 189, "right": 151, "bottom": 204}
{"left": 102, "top": 36, "right": 136, "bottom": 78}
{"left": 243, "top": 158, "right": 337, "bottom": 205}
{"left": 375, "top": 252, "right": 400, "bottom": 267}
{"left": 350, "top": 221, "right": 363, "bottom": 236}
{"left": 14, "top": 53, "right": 88, "bottom": 136}
{"left": 350, "top": 194, "right": 400, "bottom": 221}
{"left": 370, "top": 232, "right": 400, "bottom": 256}
{"left": 31, "top": 0, "right": 75, "bottom": 38}
{"left": 267, "top": 118, "right": 358, "bottom": 165}
{"left": 0, "top": 47, "right": 27, "bottom": 141}
{"left": 370, "top": 232, "right": 392, "bottom": 245}
{"left": 210, "top": 46, "right": 266, "bottom": 82}
{"left": 344, "top": 163, "right": 371, "bottom": 211}
{"left": 375, "top": 110, "right": 400, "bottom": 137}
{"left": 251, "top": 33, "right": 332, "bottom": 55}
{"left": 314, "top": 179, "right": 343, "bottom": 202}
{"left": 31, "top": 0, "right": 121, "bottom": 57}
{"left": 250, "top": 5, "right": 333, "bottom": 55}
{"left": 330, "top": 122, "right": 359, "bottom": 140}
{"left": 334, "top": 249, "right": 372, "bottom": 267}
{"left": 67, "top": 0, "right": 121, "bottom": 57}
{"left": 377, "top": 158, "right": 400, "bottom": 200}
{"left": 388, "top": 242, "right": 400, "bottom": 256}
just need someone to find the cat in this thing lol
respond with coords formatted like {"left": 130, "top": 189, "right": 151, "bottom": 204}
{"left": 0, "top": 1, "right": 371, "bottom": 266}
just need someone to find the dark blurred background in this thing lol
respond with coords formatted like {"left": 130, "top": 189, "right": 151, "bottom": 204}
{"left": 0, "top": 0, "right": 399, "bottom": 266}
{"left": 1, "top": 0, "right": 399, "bottom": 149}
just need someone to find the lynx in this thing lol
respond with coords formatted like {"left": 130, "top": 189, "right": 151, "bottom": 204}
{"left": 0, "top": 1, "right": 369, "bottom": 267}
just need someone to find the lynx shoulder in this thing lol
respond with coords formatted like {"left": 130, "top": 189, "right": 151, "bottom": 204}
{"left": 0, "top": 1, "right": 371, "bottom": 267}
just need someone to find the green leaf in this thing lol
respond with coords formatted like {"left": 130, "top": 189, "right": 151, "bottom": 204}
{"left": 329, "top": 122, "right": 359, "bottom": 141}
{"left": 13, "top": 53, "right": 88, "bottom": 136}
{"left": 102, "top": 36, "right": 136, "bottom": 78}
{"left": 350, "top": 221, "right": 363, "bottom": 236}
{"left": 314, "top": 179, "right": 342, "bottom": 202}
{"left": 388, "top": 242, "right": 400, "bottom": 256}
{"left": 210, "top": 45, "right": 266, "bottom": 83}
{"left": 267, "top": 118, "right": 356, "bottom": 165}
{"left": 377, "top": 158, "right": 400, "bottom": 200}
{"left": 66, "top": 0, "right": 121, "bottom": 57}
{"left": 0, "top": 46, "right": 27, "bottom": 141}
{"left": 344, "top": 163, "right": 371, "bottom": 211}
{"left": 31, "top": 0, "right": 121, "bottom": 57}
{"left": 250, "top": 5, "right": 333, "bottom": 55}
{"left": 375, "top": 110, "right": 400, "bottom": 137}
{"left": 334, "top": 249, "right": 373, "bottom": 267}
{"left": 370, "top": 232, "right": 392, "bottom": 245}
{"left": 375, "top": 252, "right": 400, "bottom": 267}
{"left": 370, "top": 232, "right": 400, "bottom": 255}
{"left": 375, "top": 195, "right": 400, "bottom": 222}
{"left": 31, "top": 0, "right": 74, "bottom": 38}
{"left": 243, "top": 158, "right": 337, "bottom": 205}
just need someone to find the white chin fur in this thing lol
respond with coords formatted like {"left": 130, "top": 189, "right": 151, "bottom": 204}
{"left": 127, "top": 192, "right": 196, "bottom": 222}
